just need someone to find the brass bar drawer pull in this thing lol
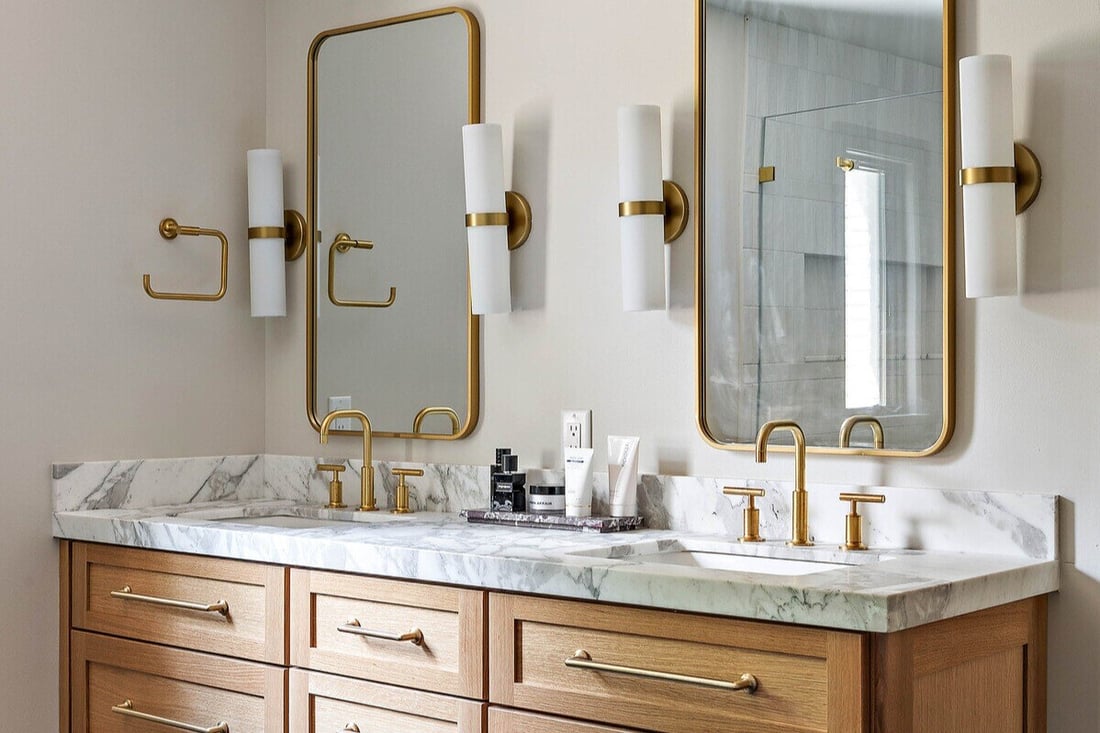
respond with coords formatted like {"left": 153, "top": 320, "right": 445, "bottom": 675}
{"left": 112, "top": 699, "right": 229, "bottom": 732}
{"left": 338, "top": 618, "right": 424, "bottom": 646}
{"left": 565, "top": 650, "right": 758, "bottom": 693}
{"left": 110, "top": 585, "right": 230, "bottom": 616}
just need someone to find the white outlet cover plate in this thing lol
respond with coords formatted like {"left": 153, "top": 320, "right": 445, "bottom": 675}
{"left": 561, "top": 409, "right": 592, "bottom": 455}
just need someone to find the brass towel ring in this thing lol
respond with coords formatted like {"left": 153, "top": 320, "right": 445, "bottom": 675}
{"left": 143, "top": 218, "right": 228, "bottom": 301}
{"left": 327, "top": 233, "right": 397, "bottom": 308}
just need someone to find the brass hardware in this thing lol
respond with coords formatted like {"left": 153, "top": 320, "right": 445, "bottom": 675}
{"left": 617, "top": 180, "right": 689, "bottom": 243}
{"left": 110, "top": 585, "right": 229, "bottom": 616}
{"left": 836, "top": 157, "right": 856, "bottom": 172}
{"left": 338, "top": 618, "right": 424, "bottom": 645}
{"left": 306, "top": 7, "right": 481, "bottom": 442}
{"left": 465, "top": 212, "right": 509, "bottom": 227}
{"left": 959, "top": 166, "right": 1015, "bottom": 185}
{"left": 248, "top": 209, "right": 306, "bottom": 261}
{"left": 112, "top": 700, "right": 229, "bottom": 733}
{"left": 619, "top": 200, "right": 666, "bottom": 217}
{"left": 839, "top": 415, "right": 885, "bottom": 449}
{"left": 662, "top": 180, "right": 689, "bottom": 242}
{"left": 390, "top": 467, "right": 423, "bottom": 514}
{"left": 505, "top": 190, "right": 532, "bottom": 250}
{"left": 722, "top": 487, "right": 765, "bottom": 542}
{"left": 317, "top": 462, "right": 346, "bottom": 509}
{"left": 958, "top": 143, "right": 1041, "bottom": 214}
{"left": 755, "top": 420, "right": 812, "bottom": 546}
{"left": 413, "top": 406, "right": 461, "bottom": 436}
{"left": 143, "top": 218, "right": 228, "bottom": 301}
{"left": 1013, "top": 142, "right": 1042, "bottom": 213}
{"left": 838, "top": 492, "right": 886, "bottom": 551}
{"left": 465, "top": 190, "right": 532, "bottom": 250}
{"left": 327, "top": 233, "right": 397, "bottom": 308}
{"left": 758, "top": 166, "right": 775, "bottom": 183}
{"left": 343, "top": 725, "right": 361, "bottom": 733}
{"left": 320, "top": 409, "right": 376, "bottom": 511}
{"left": 565, "top": 650, "right": 757, "bottom": 693}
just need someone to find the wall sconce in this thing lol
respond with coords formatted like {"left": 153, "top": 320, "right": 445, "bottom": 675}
{"left": 617, "top": 104, "right": 689, "bottom": 312}
{"left": 461, "top": 123, "right": 532, "bottom": 315}
{"left": 958, "top": 54, "right": 1042, "bottom": 298}
{"left": 246, "top": 148, "right": 306, "bottom": 317}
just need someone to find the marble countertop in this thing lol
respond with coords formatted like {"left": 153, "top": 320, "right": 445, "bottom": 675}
{"left": 52, "top": 498, "right": 1059, "bottom": 633}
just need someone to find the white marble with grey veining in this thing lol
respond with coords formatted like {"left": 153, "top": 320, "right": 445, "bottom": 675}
{"left": 53, "top": 455, "right": 1057, "bottom": 562}
{"left": 51, "top": 455, "right": 1059, "bottom": 632}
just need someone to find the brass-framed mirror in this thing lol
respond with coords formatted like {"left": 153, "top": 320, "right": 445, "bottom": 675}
{"left": 696, "top": 0, "right": 955, "bottom": 456}
{"left": 306, "top": 7, "right": 481, "bottom": 439}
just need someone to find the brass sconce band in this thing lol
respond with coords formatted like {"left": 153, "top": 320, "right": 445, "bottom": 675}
{"left": 958, "top": 143, "right": 1043, "bottom": 214}
{"left": 465, "top": 212, "right": 509, "bottom": 227}
{"left": 618, "top": 180, "right": 689, "bottom": 243}
{"left": 619, "top": 200, "right": 667, "bottom": 217}
{"left": 464, "top": 191, "right": 533, "bottom": 250}
{"left": 959, "top": 166, "right": 1017, "bottom": 186}
{"left": 248, "top": 226, "right": 287, "bottom": 239}
{"left": 248, "top": 210, "right": 306, "bottom": 262}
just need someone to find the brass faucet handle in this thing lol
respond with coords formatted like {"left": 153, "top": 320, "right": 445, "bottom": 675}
{"left": 838, "top": 493, "right": 886, "bottom": 551}
{"left": 723, "top": 487, "right": 765, "bottom": 543}
{"left": 317, "top": 463, "right": 347, "bottom": 509}
{"left": 390, "top": 468, "right": 423, "bottom": 515}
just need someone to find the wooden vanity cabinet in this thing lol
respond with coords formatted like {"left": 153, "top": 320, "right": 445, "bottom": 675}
{"left": 60, "top": 541, "right": 1046, "bottom": 733}
{"left": 490, "top": 593, "right": 1048, "bottom": 733}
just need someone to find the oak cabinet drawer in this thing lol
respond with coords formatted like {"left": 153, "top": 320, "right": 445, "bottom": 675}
{"left": 489, "top": 594, "right": 867, "bottom": 733}
{"left": 489, "top": 708, "right": 640, "bottom": 733}
{"left": 291, "top": 569, "right": 487, "bottom": 698}
{"left": 70, "top": 630, "right": 287, "bottom": 732}
{"left": 72, "top": 543, "right": 288, "bottom": 664}
{"left": 290, "top": 669, "right": 486, "bottom": 732}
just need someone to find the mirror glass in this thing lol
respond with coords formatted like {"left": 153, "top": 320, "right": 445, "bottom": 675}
{"left": 307, "top": 9, "right": 480, "bottom": 439}
{"left": 697, "top": 0, "right": 954, "bottom": 455}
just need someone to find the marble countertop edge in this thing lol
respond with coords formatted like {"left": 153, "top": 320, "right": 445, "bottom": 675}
{"left": 51, "top": 502, "right": 1059, "bottom": 634}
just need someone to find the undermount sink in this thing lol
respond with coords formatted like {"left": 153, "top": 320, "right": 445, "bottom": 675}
{"left": 213, "top": 512, "right": 410, "bottom": 529}
{"left": 570, "top": 538, "right": 887, "bottom": 577}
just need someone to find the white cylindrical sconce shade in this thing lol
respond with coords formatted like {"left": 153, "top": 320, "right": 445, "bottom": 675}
{"left": 959, "top": 55, "right": 1017, "bottom": 298}
{"left": 462, "top": 124, "right": 511, "bottom": 315}
{"left": 618, "top": 104, "right": 666, "bottom": 311}
{"left": 246, "top": 148, "right": 287, "bottom": 317}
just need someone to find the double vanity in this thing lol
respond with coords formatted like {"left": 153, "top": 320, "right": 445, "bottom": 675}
{"left": 55, "top": 455, "right": 1058, "bottom": 732}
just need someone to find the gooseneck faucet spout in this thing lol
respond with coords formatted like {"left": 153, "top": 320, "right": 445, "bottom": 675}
{"left": 320, "top": 409, "right": 377, "bottom": 511}
{"left": 755, "top": 420, "right": 811, "bottom": 546}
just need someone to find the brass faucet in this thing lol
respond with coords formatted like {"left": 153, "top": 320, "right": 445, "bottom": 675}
{"left": 755, "top": 420, "right": 812, "bottom": 546}
{"left": 839, "top": 415, "right": 885, "bottom": 449}
{"left": 320, "top": 409, "right": 377, "bottom": 511}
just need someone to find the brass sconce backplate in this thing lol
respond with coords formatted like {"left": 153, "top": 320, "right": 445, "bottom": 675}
{"left": 663, "top": 180, "right": 689, "bottom": 243}
{"left": 505, "top": 190, "right": 532, "bottom": 250}
{"left": 1013, "top": 143, "right": 1041, "bottom": 214}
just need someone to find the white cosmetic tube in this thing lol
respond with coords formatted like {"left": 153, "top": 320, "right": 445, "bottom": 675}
{"left": 564, "top": 448, "right": 594, "bottom": 518}
{"left": 607, "top": 436, "right": 640, "bottom": 517}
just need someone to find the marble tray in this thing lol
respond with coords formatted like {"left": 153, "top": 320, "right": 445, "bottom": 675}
{"left": 461, "top": 509, "right": 644, "bottom": 533}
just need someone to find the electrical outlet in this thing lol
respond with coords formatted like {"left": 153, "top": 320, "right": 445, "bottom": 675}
{"left": 327, "top": 396, "right": 355, "bottom": 431}
{"left": 561, "top": 409, "right": 592, "bottom": 457}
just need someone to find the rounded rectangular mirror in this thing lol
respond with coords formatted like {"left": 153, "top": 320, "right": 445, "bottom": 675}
{"left": 696, "top": 0, "right": 956, "bottom": 456}
{"left": 307, "top": 8, "right": 480, "bottom": 439}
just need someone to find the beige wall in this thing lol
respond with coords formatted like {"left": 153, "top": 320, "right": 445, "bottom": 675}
{"left": 3, "top": 0, "right": 1098, "bottom": 728}
{"left": 0, "top": 0, "right": 267, "bottom": 726}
